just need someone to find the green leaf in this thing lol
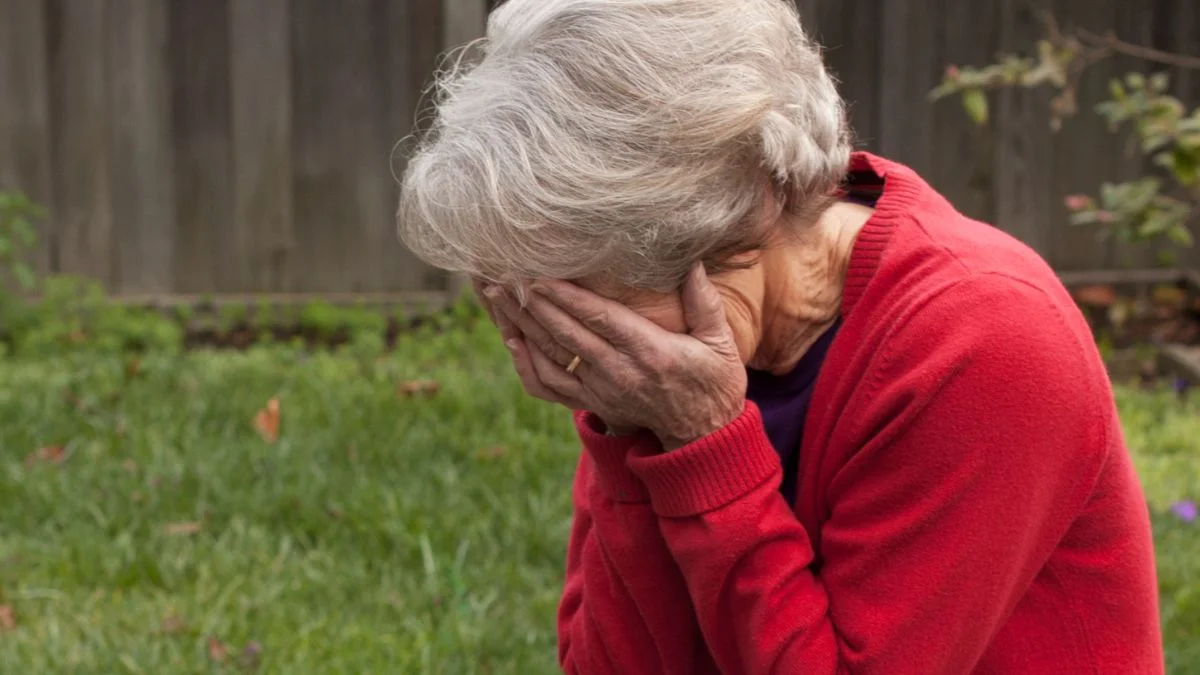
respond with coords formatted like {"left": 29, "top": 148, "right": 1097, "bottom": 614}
{"left": 928, "top": 81, "right": 959, "bottom": 101}
{"left": 1110, "top": 79, "right": 1128, "bottom": 102}
{"left": 1139, "top": 211, "right": 1176, "bottom": 237}
{"left": 14, "top": 264, "right": 36, "bottom": 290}
{"left": 1069, "top": 211, "right": 1101, "bottom": 226}
{"left": 1167, "top": 223, "right": 1195, "bottom": 247}
{"left": 1156, "top": 249, "right": 1178, "bottom": 266}
{"left": 962, "top": 89, "right": 989, "bottom": 126}
{"left": 15, "top": 221, "right": 36, "bottom": 247}
{"left": 1120, "top": 178, "right": 1163, "bottom": 215}
{"left": 1163, "top": 149, "right": 1200, "bottom": 187}
{"left": 1142, "top": 133, "right": 1173, "bottom": 155}
{"left": 1150, "top": 71, "right": 1171, "bottom": 94}
{"left": 1100, "top": 182, "right": 1121, "bottom": 210}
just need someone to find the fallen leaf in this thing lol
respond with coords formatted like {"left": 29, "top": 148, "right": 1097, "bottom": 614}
{"left": 24, "top": 446, "right": 66, "bottom": 468}
{"left": 124, "top": 357, "right": 142, "bottom": 380}
{"left": 239, "top": 640, "right": 263, "bottom": 671}
{"left": 131, "top": 491, "right": 144, "bottom": 503}
{"left": 121, "top": 458, "right": 139, "bottom": 473}
{"left": 160, "top": 613, "right": 187, "bottom": 635}
{"left": 253, "top": 398, "right": 281, "bottom": 443}
{"left": 207, "top": 635, "right": 229, "bottom": 663}
{"left": 1074, "top": 285, "right": 1117, "bottom": 308}
{"left": 162, "top": 521, "right": 203, "bottom": 536}
{"left": 474, "top": 446, "right": 508, "bottom": 460}
{"left": 398, "top": 380, "right": 441, "bottom": 397}
{"left": 0, "top": 605, "right": 14, "bottom": 631}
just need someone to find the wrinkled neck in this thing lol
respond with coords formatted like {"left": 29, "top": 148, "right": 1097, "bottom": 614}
{"left": 747, "top": 202, "right": 871, "bottom": 374}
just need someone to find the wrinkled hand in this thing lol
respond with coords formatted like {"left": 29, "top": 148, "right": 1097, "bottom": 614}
{"left": 482, "top": 264, "right": 747, "bottom": 450}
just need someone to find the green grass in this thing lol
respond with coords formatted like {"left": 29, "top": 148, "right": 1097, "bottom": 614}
{"left": 0, "top": 319, "right": 1196, "bottom": 673}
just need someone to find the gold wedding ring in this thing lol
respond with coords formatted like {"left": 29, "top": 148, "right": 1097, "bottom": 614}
{"left": 565, "top": 355, "right": 583, "bottom": 374}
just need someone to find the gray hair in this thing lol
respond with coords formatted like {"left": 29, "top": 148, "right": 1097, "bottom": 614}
{"left": 398, "top": 0, "right": 850, "bottom": 292}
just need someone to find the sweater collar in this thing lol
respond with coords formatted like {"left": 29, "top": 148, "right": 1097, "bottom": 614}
{"left": 840, "top": 152, "right": 927, "bottom": 317}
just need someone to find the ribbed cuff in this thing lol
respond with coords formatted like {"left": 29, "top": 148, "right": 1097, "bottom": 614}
{"left": 573, "top": 411, "right": 653, "bottom": 503}
{"left": 627, "top": 402, "right": 780, "bottom": 518}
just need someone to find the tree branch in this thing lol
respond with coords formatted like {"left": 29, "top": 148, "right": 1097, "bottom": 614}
{"left": 1078, "top": 30, "right": 1200, "bottom": 71}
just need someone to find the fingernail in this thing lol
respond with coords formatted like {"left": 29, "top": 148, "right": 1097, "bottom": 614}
{"left": 483, "top": 285, "right": 502, "bottom": 301}
{"left": 504, "top": 339, "right": 521, "bottom": 353}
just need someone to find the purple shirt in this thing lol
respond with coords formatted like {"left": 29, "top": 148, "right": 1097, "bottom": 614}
{"left": 745, "top": 319, "right": 841, "bottom": 506}
{"left": 747, "top": 192, "right": 877, "bottom": 506}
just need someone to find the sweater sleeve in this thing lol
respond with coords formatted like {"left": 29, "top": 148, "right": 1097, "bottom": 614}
{"left": 626, "top": 276, "right": 1110, "bottom": 674}
{"left": 556, "top": 411, "right": 713, "bottom": 674}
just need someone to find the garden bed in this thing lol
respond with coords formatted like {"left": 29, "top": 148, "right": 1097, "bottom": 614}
{"left": 1060, "top": 268, "right": 1200, "bottom": 386}
{"left": 14, "top": 270, "right": 1199, "bottom": 388}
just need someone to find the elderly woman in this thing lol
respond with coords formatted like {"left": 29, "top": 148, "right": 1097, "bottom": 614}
{"left": 398, "top": 1, "right": 1162, "bottom": 672}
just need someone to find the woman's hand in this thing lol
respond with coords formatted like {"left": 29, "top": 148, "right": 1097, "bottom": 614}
{"left": 474, "top": 278, "right": 594, "bottom": 415}
{"left": 483, "top": 264, "right": 747, "bottom": 450}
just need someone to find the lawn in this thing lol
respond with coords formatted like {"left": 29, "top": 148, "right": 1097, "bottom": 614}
{"left": 0, "top": 316, "right": 1196, "bottom": 674}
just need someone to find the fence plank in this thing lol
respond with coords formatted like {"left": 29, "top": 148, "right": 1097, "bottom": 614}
{"left": 1157, "top": 0, "right": 1200, "bottom": 269}
{"left": 47, "top": 0, "right": 116, "bottom": 287}
{"left": 805, "top": 0, "right": 883, "bottom": 150}
{"left": 993, "top": 0, "right": 1056, "bottom": 257}
{"left": 169, "top": 0, "right": 234, "bottom": 293}
{"left": 878, "top": 0, "right": 940, "bottom": 176}
{"left": 438, "top": 0, "right": 487, "bottom": 297}
{"left": 107, "top": 0, "right": 177, "bottom": 293}
{"left": 0, "top": 0, "right": 1195, "bottom": 296}
{"left": 1046, "top": 0, "right": 1126, "bottom": 270}
{"left": 291, "top": 0, "right": 395, "bottom": 292}
{"left": 0, "top": 0, "right": 53, "bottom": 275}
{"left": 386, "top": 0, "right": 446, "bottom": 292}
{"left": 925, "top": 0, "right": 1001, "bottom": 224}
{"left": 442, "top": 0, "right": 486, "bottom": 52}
{"left": 230, "top": 0, "right": 293, "bottom": 293}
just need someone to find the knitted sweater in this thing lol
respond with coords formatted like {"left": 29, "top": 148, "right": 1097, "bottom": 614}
{"left": 557, "top": 152, "right": 1163, "bottom": 674}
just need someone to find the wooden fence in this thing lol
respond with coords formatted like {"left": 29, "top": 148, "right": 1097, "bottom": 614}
{"left": 799, "top": 0, "right": 1200, "bottom": 271}
{"left": 0, "top": 0, "right": 1196, "bottom": 297}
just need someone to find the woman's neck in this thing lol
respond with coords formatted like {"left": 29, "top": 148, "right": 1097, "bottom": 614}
{"left": 746, "top": 201, "right": 873, "bottom": 374}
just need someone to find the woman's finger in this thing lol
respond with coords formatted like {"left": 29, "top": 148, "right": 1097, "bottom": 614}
{"left": 486, "top": 287, "right": 578, "bottom": 368}
{"left": 680, "top": 263, "right": 730, "bottom": 342}
{"left": 522, "top": 292, "right": 617, "bottom": 371}
{"left": 506, "top": 337, "right": 571, "bottom": 405}
{"left": 525, "top": 338, "right": 589, "bottom": 405}
{"left": 476, "top": 282, "right": 523, "bottom": 342}
{"left": 471, "top": 279, "right": 497, "bottom": 324}
{"left": 530, "top": 280, "right": 651, "bottom": 348}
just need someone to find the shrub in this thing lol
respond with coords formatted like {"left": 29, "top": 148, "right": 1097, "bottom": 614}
{"left": 930, "top": 16, "right": 1199, "bottom": 264}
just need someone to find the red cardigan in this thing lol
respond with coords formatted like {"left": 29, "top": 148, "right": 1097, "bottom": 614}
{"left": 557, "top": 153, "right": 1163, "bottom": 674}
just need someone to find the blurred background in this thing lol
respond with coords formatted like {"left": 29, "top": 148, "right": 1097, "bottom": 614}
{"left": 0, "top": 0, "right": 1196, "bottom": 302}
{"left": 0, "top": 1, "right": 1197, "bottom": 673}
